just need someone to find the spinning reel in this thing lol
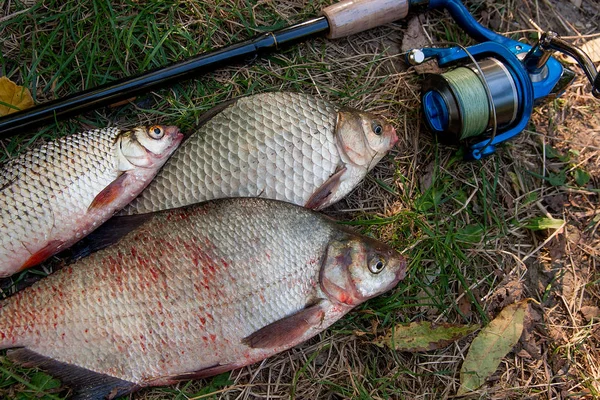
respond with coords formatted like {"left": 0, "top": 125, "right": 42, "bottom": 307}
{"left": 406, "top": 0, "right": 600, "bottom": 159}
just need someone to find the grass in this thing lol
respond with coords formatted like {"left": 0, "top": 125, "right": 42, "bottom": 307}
{"left": 1, "top": 0, "right": 600, "bottom": 399}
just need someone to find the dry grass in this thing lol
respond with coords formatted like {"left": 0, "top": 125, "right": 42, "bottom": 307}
{"left": 1, "top": 0, "right": 599, "bottom": 399}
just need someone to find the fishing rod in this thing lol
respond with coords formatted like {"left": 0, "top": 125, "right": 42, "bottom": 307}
{"left": 0, "top": 0, "right": 415, "bottom": 138}
{"left": 1, "top": 0, "right": 598, "bottom": 157}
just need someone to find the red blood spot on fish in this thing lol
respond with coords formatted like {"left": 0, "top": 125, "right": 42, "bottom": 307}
{"left": 338, "top": 292, "right": 351, "bottom": 304}
{"left": 202, "top": 336, "right": 208, "bottom": 343}
{"left": 85, "top": 329, "right": 89, "bottom": 333}
{"left": 206, "top": 313, "right": 214, "bottom": 321}
{"left": 20, "top": 240, "right": 63, "bottom": 270}
{"left": 210, "top": 334, "right": 216, "bottom": 342}
{"left": 199, "top": 317, "right": 206, "bottom": 325}
{"left": 149, "top": 268, "right": 159, "bottom": 281}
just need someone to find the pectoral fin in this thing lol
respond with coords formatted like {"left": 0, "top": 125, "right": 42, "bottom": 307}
{"left": 242, "top": 300, "right": 327, "bottom": 349}
{"left": 87, "top": 172, "right": 129, "bottom": 212}
{"left": 7, "top": 348, "right": 139, "bottom": 400}
{"left": 305, "top": 167, "right": 347, "bottom": 210}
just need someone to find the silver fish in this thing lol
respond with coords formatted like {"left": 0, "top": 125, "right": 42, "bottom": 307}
{"left": 122, "top": 92, "right": 398, "bottom": 215}
{"left": 0, "top": 125, "right": 183, "bottom": 277}
{"left": 0, "top": 198, "right": 406, "bottom": 398}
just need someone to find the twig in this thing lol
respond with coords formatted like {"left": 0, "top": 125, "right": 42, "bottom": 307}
{"left": 0, "top": 7, "right": 30, "bottom": 23}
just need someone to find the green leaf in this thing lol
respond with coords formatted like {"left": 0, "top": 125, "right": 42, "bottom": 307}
{"left": 573, "top": 168, "right": 591, "bottom": 187}
{"left": 456, "top": 224, "right": 484, "bottom": 243}
{"left": 547, "top": 170, "right": 567, "bottom": 186}
{"left": 524, "top": 216, "right": 564, "bottom": 231}
{"left": 29, "top": 372, "right": 61, "bottom": 391}
{"left": 373, "top": 322, "right": 479, "bottom": 352}
{"left": 544, "top": 144, "right": 569, "bottom": 162}
{"left": 458, "top": 300, "right": 529, "bottom": 395}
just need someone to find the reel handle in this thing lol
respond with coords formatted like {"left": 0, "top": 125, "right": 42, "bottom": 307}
{"left": 524, "top": 32, "right": 600, "bottom": 99}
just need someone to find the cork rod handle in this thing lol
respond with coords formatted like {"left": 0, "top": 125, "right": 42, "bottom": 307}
{"left": 322, "top": 0, "right": 410, "bottom": 39}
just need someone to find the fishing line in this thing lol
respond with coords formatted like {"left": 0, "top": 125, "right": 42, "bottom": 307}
{"left": 436, "top": 41, "right": 498, "bottom": 146}
{"left": 418, "top": 42, "right": 499, "bottom": 148}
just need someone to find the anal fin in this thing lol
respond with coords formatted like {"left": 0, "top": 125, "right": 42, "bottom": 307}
{"left": 20, "top": 240, "right": 63, "bottom": 270}
{"left": 242, "top": 300, "right": 326, "bottom": 349}
{"left": 147, "top": 363, "right": 236, "bottom": 385}
{"left": 7, "top": 348, "right": 139, "bottom": 400}
{"left": 305, "top": 167, "right": 347, "bottom": 210}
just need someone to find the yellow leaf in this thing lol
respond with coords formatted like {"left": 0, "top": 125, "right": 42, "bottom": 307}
{"left": 458, "top": 299, "right": 529, "bottom": 395}
{"left": 372, "top": 322, "right": 479, "bottom": 352}
{"left": 0, "top": 76, "right": 35, "bottom": 116}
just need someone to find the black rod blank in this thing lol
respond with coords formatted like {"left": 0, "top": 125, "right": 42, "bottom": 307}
{"left": 0, "top": 17, "right": 330, "bottom": 139}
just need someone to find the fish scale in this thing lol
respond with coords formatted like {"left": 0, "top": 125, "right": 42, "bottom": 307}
{"left": 122, "top": 92, "right": 397, "bottom": 215}
{"left": 0, "top": 198, "right": 406, "bottom": 398}
{"left": 0, "top": 125, "right": 182, "bottom": 277}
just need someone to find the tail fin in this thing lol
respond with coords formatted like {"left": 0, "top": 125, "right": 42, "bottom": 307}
{"left": 8, "top": 349, "right": 139, "bottom": 399}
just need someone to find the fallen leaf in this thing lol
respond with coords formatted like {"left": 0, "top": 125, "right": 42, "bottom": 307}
{"left": 0, "top": 76, "right": 34, "bottom": 116}
{"left": 458, "top": 299, "right": 529, "bottom": 395}
{"left": 564, "top": 36, "right": 600, "bottom": 63}
{"left": 523, "top": 216, "right": 565, "bottom": 231}
{"left": 457, "top": 285, "right": 474, "bottom": 319}
{"left": 580, "top": 306, "right": 600, "bottom": 322}
{"left": 373, "top": 322, "right": 479, "bottom": 352}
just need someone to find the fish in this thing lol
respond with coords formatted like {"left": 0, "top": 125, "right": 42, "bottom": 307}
{"left": 0, "top": 125, "right": 183, "bottom": 277}
{"left": 121, "top": 92, "right": 398, "bottom": 215}
{"left": 0, "top": 197, "right": 407, "bottom": 399}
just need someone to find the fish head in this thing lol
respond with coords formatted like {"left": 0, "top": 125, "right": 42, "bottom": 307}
{"left": 320, "top": 233, "right": 406, "bottom": 307}
{"left": 117, "top": 125, "right": 184, "bottom": 170}
{"left": 335, "top": 108, "right": 398, "bottom": 171}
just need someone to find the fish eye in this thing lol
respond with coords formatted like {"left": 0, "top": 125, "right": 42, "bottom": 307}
{"left": 369, "top": 258, "right": 386, "bottom": 274}
{"left": 148, "top": 126, "right": 164, "bottom": 140}
{"left": 372, "top": 122, "right": 383, "bottom": 135}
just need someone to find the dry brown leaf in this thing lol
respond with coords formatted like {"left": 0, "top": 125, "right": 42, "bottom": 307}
{"left": 564, "top": 37, "right": 600, "bottom": 64}
{"left": 0, "top": 76, "right": 34, "bottom": 116}
{"left": 580, "top": 306, "right": 600, "bottom": 322}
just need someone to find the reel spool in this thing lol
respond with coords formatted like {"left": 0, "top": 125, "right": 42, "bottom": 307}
{"left": 421, "top": 58, "right": 517, "bottom": 142}
{"left": 407, "top": 0, "right": 600, "bottom": 159}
